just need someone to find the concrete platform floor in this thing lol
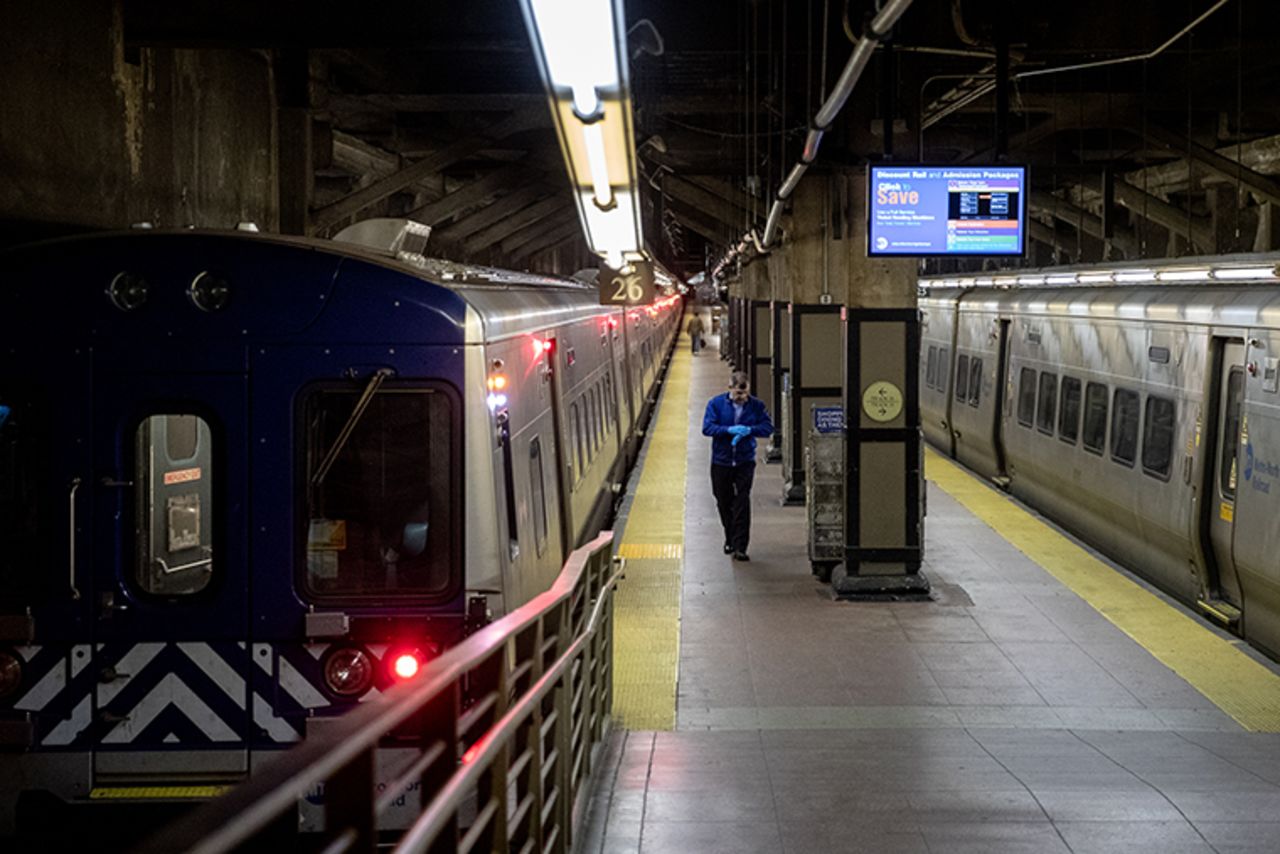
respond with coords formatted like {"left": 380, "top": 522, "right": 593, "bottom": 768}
{"left": 583, "top": 329, "right": 1280, "bottom": 854}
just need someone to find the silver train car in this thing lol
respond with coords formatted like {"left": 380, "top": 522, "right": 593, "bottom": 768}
{"left": 0, "top": 229, "right": 680, "bottom": 831}
{"left": 921, "top": 265, "right": 1280, "bottom": 658}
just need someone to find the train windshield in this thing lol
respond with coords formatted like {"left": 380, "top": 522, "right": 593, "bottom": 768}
{"left": 0, "top": 397, "right": 41, "bottom": 602}
{"left": 303, "top": 386, "right": 454, "bottom": 599}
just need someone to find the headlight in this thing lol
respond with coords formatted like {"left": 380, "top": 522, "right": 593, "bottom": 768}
{"left": 0, "top": 650, "right": 23, "bottom": 700}
{"left": 322, "top": 647, "right": 373, "bottom": 698}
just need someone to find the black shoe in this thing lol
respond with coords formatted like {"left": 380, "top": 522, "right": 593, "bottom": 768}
{"left": 732, "top": 552, "right": 750, "bottom": 562}
{"left": 723, "top": 543, "right": 733, "bottom": 554}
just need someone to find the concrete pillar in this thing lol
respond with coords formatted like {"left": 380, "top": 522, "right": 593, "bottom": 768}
{"left": 723, "top": 275, "right": 744, "bottom": 366}
{"left": 1209, "top": 185, "right": 1252, "bottom": 254}
{"left": 742, "top": 261, "right": 773, "bottom": 442}
{"left": 835, "top": 171, "right": 926, "bottom": 594}
{"left": 773, "top": 177, "right": 844, "bottom": 504}
{"left": 1253, "top": 202, "right": 1280, "bottom": 252}
{"left": 767, "top": 255, "right": 790, "bottom": 463}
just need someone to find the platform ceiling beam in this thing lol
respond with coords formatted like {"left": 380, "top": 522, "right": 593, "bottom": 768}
{"left": 432, "top": 180, "right": 554, "bottom": 245}
{"left": 511, "top": 220, "right": 585, "bottom": 263}
{"left": 1113, "top": 180, "right": 1215, "bottom": 251}
{"left": 1143, "top": 124, "right": 1280, "bottom": 208}
{"left": 463, "top": 194, "right": 571, "bottom": 254}
{"left": 311, "top": 108, "right": 545, "bottom": 230}
{"left": 500, "top": 206, "right": 578, "bottom": 256}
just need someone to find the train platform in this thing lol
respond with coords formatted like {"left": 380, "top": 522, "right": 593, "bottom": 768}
{"left": 582, "top": 321, "right": 1280, "bottom": 854}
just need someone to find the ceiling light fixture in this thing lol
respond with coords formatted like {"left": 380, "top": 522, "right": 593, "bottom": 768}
{"left": 520, "top": 0, "right": 645, "bottom": 272}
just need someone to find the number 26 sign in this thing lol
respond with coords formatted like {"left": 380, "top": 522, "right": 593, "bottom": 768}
{"left": 599, "top": 260, "right": 655, "bottom": 307}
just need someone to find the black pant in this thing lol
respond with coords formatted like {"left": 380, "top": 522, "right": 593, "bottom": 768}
{"left": 711, "top": 463, "right": 755, "bottom": 553}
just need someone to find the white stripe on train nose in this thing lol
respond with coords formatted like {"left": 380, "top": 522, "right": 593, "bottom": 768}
{"left": 101, "top": 673, "right": 238, "bottom": 743}
{"left": 96, "top": 643, "right": 164, "bottom": 706}
{"left": 178, "top": 643, "right": 245, "bottom": 708}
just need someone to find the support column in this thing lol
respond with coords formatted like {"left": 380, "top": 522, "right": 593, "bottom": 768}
{"left": 743, "top": 261, "right": 773, "bottom": 442}
{"left": 774, "top": 178, "right": 844, "bottom": 504}
{"left": 834, "top": 171, "right": 926, "bottom": 594}
{"left": 723, "top": 276, "right": 744, "bottom": 366}
{"left": 766, "top": 256, "right": 790, "bottom": 463}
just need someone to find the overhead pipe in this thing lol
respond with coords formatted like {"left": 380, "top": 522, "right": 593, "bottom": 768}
{"left": 714, "top": 0, "right": 914, "bottom": 279}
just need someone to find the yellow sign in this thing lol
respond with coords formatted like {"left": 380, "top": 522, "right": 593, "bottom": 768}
{"left": 862, "top": 381, "right": 904, "bottom": 423}
{"left": 1220, "top": 502, "right": 1234, "bottom": 523}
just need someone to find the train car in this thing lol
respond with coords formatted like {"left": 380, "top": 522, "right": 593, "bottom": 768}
{"left": 0, "top": 228, "right": 680, "bottom": 830}
{"left": 921, "top": 260, "right": 1280, "bottom": 661}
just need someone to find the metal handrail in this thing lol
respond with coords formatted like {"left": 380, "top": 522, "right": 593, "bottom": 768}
{"left": 135, "top": 531, "right": 621, "bottom": 854}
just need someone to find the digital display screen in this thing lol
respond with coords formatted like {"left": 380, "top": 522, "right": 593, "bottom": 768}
{"left": 867, "top": 165, "right": 1027, "bottom": 256}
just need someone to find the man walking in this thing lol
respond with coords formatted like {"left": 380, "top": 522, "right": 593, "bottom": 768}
{"left": 702, "top": 371, "right": 773, "bottom": 561}
{"left": 686, "top": 311, "right": 706, "bottom": 355}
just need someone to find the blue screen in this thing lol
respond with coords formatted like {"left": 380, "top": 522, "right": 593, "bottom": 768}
{"left": 867, "top": 165, "right": 1026, "bottom": 256}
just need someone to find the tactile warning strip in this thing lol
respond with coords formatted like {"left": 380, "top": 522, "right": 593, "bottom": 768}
{"left": 927, "top": 446, "right": 1280, "bottom": 733}
{"left": 611, "top": 340, "right": 692, "bottom": 731}
{"left": 616, "top": 543, "right": 684, "bottom": 559}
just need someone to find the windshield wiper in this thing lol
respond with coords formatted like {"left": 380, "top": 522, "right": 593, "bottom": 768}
{"left": 310, "top": 368, "right": 395, "bottom": 488}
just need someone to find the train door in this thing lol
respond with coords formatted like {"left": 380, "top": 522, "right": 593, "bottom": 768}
{"left": 992, "top": 318, "right": 1013, "bottom": 479}
{"left": 1206, "top": 339, "right": 1246, "bottom": 609}
{"left": 542, "top": 335, "right": 573, "bottom": 561}
{"left": 90, "top": 370, "right": 250, "bottom": 778}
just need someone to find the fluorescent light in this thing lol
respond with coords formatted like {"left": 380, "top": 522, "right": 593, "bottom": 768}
{"left": 1017, "top": 274, "right": 1047, "bottom": 286}
{"left": 958, "top": 277, "right": 976, "bottom": 287}
{"left": 582, "top": 123, "right": 613, "bottom": 208}
{"left": 1157, "top": 268, "right": 1212, "bottom": 282}
{"left": 975, "top": 276, "right": 995, "bottom": 286}
{"left": 1078, "top": 271, "right": 1114, "bottom": 283}
{"left": 527, "top": 0, "right": 620, "bottom": 117}
{"left": 1114, "top": 268, "right": 1156, "bottom": 283}
{"left": 1045, "top": 273, "right": 1078, "bottom": 285}
{"left": 1212, "top": 265, "right": 1279, "bottom": 280}
{"left": 581, "top": 187, "right": 642, "bottom": 267}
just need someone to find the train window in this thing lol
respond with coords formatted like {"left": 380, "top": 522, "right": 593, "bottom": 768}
{"left": 135, "top": 414, "right": 215, "bottom": 596}
{"left": 573, "top": 402, "right": 586, "bottom": 478}
{"left": 302, "top": 387, "right": 453, "bottom": 598}
{"left": 530, "top": 437, "right": 549, "bottom": 557}
{"left": 938, "top": 349, "right": 949, "bottom": 393}
{"left": 1221, "top": 369, "right": 1244, "bottom": 499}
{"left": 1110, "top": 389, "right": 1140, "bottom": 466}
{"left": 955, "top": 355, "right": 970, "bottom": 401}
{"left": 1142, "top": 396, "right": 1176, "bottom": 479}
{"left": 498, "top": 418, "right": 519, "bottom": 561}
{"left": 0, "top": 394, "right": 43, "bottom": 604}
{"left": 968, "top": 358, "right": 983, "bottom": 406}
{"left": 1082, "top": 382, "right": 1109, "bottom": 453}
{"left": 593, "top": 388, "right": 602, "bottom": 452}
{"left": 568, "top": 402, "right": 580, "bottom": 483}
{"left": 1059, "top": 377, "right": 1082, "bottom": 444}
{"left": 1036, "top": 373, "right": 1058, "bottom": 434}
{"left": 606, "top": 373, "right": 616, "bottom": 425}
{"left": 1017, "top": 368, "right": 1036, "bottom": 427}
{"left": 926, "top": 347, "right": 938, "bottom": 389}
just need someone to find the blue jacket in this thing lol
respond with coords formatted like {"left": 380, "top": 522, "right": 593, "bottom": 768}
{"left": 702, "top": 393, "right": 774, "bottom": 467}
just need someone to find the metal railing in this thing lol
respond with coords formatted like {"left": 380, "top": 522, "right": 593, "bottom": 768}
{"left": 136, "top": 532, "right": 622, "bottom": 854}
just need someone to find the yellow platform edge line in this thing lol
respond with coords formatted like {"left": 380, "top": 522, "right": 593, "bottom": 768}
{"left": 926, "top": 447, "right": 1280, "bottom": 732}
{"left": 612, "top": 338, "right": 692, "bottom": 731}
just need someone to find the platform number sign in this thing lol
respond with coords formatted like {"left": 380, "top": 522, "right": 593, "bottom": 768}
{"left": 600, "top": 260, "right": 655, "bottom": 307}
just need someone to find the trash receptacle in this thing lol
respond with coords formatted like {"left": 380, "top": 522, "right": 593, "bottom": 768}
{"left": 805, "top": 405, "right": 844, "bottom": 582}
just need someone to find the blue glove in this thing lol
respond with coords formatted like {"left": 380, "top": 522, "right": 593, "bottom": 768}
{"left": 729, "top": 424, "right": 751, "bottom": 445}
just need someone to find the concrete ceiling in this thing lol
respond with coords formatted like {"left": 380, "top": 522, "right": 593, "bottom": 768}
{"left": 67, "top": 1, "right": 1280, "bottom": 274}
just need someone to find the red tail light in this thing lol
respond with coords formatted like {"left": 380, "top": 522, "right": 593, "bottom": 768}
{"left": 391, "top": 651, "right": 423, "bottom": 681}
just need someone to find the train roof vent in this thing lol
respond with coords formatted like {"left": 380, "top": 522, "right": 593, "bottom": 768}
{"left": 333, "top": 218, "right": 433, "bottom": 264}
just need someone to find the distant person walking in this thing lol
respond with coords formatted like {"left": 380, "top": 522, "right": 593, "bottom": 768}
{"left": 702, "top": 371, "right": 773, "bottom": 561}
{"left": 686, "top": 312, "right": 706, "bottom": 355}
